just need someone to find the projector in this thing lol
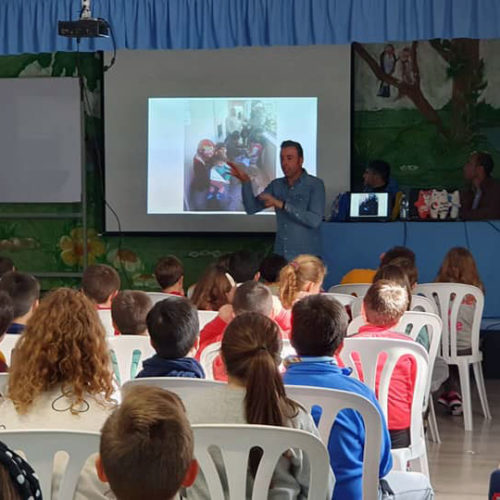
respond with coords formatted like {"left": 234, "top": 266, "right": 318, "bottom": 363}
{"left": 58, "top": 18, "right": 109, "bottom": 38}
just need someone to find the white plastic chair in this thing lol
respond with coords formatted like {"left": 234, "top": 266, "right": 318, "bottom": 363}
{"left": 281, "top": 339, "right": 297, "bottom": 359}
{"left": 145, "top": 291, "right": 172, "bottom": 305}
{"left": 0, "top": 429, "right": 100, "bottom": 500}
{"left": 415, "top": 283, "right": 491, "bottom": 431}
{"left": 0, "top": 334, "right": 20, "bottom": 365}
{"left": 285, "top": 385, "right": 381, "bottom": 500}
{"left": 107, "top": 336, "right": 156, "bottom": 385}
{"left": 340, "top": 337, "right": 430, "bottom": 476}
{"left": 199, "top": 341, "right": 221, "bottom": 380}
{"left": 122, "top": 376, "right": 223, "bottom": 395}
{"left": 191, "top": 424, "right": 330, "bottom": 500}
{"left": 198, "top": 310, "right": 218, "bottom": 330}
{"left": 97, "top": 308, "right": 115, "bottom": 337}
{"left": 322, "top": 292, "right": 359, "bottom": 307}
{"left": 0, "top": 372, "right": 8, "bottom": 395}
{"left": 328, "top": 284, "right": 371, "bottom": 297}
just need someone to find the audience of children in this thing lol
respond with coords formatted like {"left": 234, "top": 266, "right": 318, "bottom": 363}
{"left": 353, "top": 280, "right": 417, "bottom": 449}
{"left": 82, "top": 264, "right": 121, "bottom": 336}
{"left": 0, "top": 291, "right": 14, "bottom": 372}
{"left": 279, "top": 254, "right": 326, "bottom": 309}
{"left": 435, "top": 246, "right": 484, "bottom": 416}
{"left": 259, "top": 253, "right": 288, "bottom": 296}
{"left": 185, "top": 312, "right": 333, "bottom": 499}
{"left": 190, "top": 263, "right": 233, "bottom": 311}
{"left": 154, "top": 255, "right": 185, "bottom": 296}
{"left": 283, "top": 294, "right": 433, "bottom": 499}
{"left": 136, "top": 297, "right": 205, "bottom": 379}
{"left": 0, "top": 271, "right": 39, "bottom": 334}
{"left": 97, "top": 386, "right": 198, "bottom": 500}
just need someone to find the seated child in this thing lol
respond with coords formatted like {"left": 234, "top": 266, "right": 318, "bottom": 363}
{"left": 136, "top": 296, "right": 204, "bottom": 379}
{"left": 82, "top": 264, "right": 121, "bottom": 336}
{"left": 111, "top": 290, "right": 153, "bottom": 383}
{"left": 97, "top": 385, "right": 198, "bottom": 500}
{"left": 191, "top": 263, "right": 233, "bottom": 311}
{"left": 196, "top": 281, "right": 274, "bottom": 380}
{"left": 0, "top": 256, "right": 14, "bottom": 278}
{"left": 380, "top": 246, "right": 416, "bottom": 268}
{"left": 0, "top": 291, "right": 14, "bottom": 372}
{"left": 0, "top": 271, "right": 39, "bottom": 334}
{"left": 154, "top": 255, "right": 185, "bottom": 296}
{"left": 208, "top": 143, "right": 232, "bottom": 201}
{"left": 353, "top": 280, "right": 416, "bottom": 449}
{"left": 259, "top": 253, "right": 288, "bottom": 296}
{"left": 227, "top": 249, "right": 261, "bottom": 283}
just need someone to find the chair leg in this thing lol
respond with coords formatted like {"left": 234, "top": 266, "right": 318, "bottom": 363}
{"left": 427, "top": 398, "right": 441, "bottom": 444}
{"left": 472, "top": 361, "right": 492, "bottom": 420}
{"left": 457, "top": 362, "right": 473, "bottom": 431}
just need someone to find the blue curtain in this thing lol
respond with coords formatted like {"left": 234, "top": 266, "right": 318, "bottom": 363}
{"left": 1, "top": 0, "right": 499, "bottom": 55}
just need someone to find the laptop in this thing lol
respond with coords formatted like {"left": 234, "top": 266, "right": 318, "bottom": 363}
{"left": 348, "top": 192, "right": 390, "bottom": 221}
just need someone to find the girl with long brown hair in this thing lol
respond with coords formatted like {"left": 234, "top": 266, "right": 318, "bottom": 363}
{"left": 185, "top": 312, "right": 331, "bottom": 499}
{"left": 191, "top": 263, "right": 234, "bottom": 311}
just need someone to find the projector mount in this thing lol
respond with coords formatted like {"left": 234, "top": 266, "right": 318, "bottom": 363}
{"left": 58, "top": 0, "right": 109, "bottom": 38}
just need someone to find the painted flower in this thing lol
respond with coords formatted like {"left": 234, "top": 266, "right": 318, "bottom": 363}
{"left": 59, "top": 228, "right": 106, "bottom": 267}
{"left": 132, "top": 273, "right": 158, "bottom": 289}
{"left": 107, "top": 248, "right": 143, "bottom": 273}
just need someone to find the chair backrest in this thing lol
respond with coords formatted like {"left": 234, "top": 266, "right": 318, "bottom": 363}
{"left": 0, "top": 372, "right": 8, "bottom": 396}
{"left": 340, "top": 337, "right": 428, "bottom": 454}
{"left": 0, "top": 429, "right": 100, "bottom": 500}
{"left": 281, "top": 339, "right": 297, "bottom": 360}
{"left": 191, "top": 424, "right": 330, "bottom": 500}
{"left": 198, "top": 310, "right": 218, "bottom": 330}
{"left": 415, "top": 283, "right": 484, "bottom": 359}
{"left": 145, "top": 291, "right": 172, "bottom": 305}
{"left": 199, "top": 341, "right": 221, "bottom": 380}
{"left": 107, "top": 336, "right": 156, "bottom": 385}
{"left": 328, "top": 284, "right": 371, "bottom": 297}
{"left": 0, "top": 334, "right": 20, "bottom": 365}
{"left": 285, "top": 385, "right": 381, "bottom": 500}
{"left": 122, "top": 376, "right": 223, "bottom": 398}
{"left": 97, "top": 308, "right": 115, "bottom": 337}
{"left": 322, "top": 292, "right": 358, "bottom": 307}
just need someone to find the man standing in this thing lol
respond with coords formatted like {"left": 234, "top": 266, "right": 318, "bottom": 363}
{"left": 230, "top": 140, "right": 325, "bottom": 260}
{"left": 461, "top": 151, "right": 500, "bottom": 220}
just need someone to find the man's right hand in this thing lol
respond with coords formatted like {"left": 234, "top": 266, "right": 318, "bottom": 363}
{"left": 228, "top": 161, "right": 251, "bottom": 183}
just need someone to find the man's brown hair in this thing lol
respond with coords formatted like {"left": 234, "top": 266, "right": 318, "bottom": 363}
{"left": 100, "top": 386, "right": 194, "bottom": 500}
{"left": 363, "top": 279, "right": 409, "bottom": 327}
{"left": 82, "top": 264, "right": 121, "bottom": 304}
{"left": 154, "top": 256, "right": 184, "bottom": 290}
{"left": 111, "top": 291, "right": 153, "bottom": 335}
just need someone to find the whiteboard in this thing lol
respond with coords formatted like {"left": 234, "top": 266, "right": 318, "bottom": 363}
{"left": 0, "top": 78, "right": 82, "bottom": 203}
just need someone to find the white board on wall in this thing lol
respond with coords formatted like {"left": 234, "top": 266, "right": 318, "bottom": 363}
{"left": 0, "top": 77, "right": 82, "bottom": 203}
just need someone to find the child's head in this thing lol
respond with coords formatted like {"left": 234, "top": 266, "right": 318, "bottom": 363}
{"left": 380, "top": 246, "right": 416, "bottom": 267}
{"left": 373, "top": 264, "right": 412, "bottom": 308}
{"left": 232, "top": 281, "right": 273, "bottom": 317}
{"left": 0, "top": 271, "right": 40, "bottom": 322}
{"left": 147, "top": 297, "right": 199, "bottom": 358}
{"left": 0, "top": 256, "right": 14, "bottom": 278}
{"left": 97, "top": 385, "right": 197, "bottom": 500}
{"left": 279, "top": 254, "right": 326, "bottom": 309}
{"left": 8, "top": 288, "right": 113, "bottom": 414}
{"left": 0, "top": 291, "right": 14, "bottom": 336}
{"left": 436, "top": 247, "right": 484, "bottom": 291}
{"left": 111, "top": 291, "right": 153, "bottom": 335}
{"left": 82, "top": 264, "right": 121, "bottom": 305}
{"left": 388, "top": 256, "right": 418, "bottom": 288}
{"left": 191, "top": 263, "right": 232, "bottom": 311}
{"left": 228, "top": 250, "right": 261, "bottom": 283}
{"left": 221, "top": 312, "right": 297, "bottom": 426}
{"left": 291, "top": 295, "right": 348, "bottom": 356}
{"left": 154, "top": 256, "right": 184, "bottom": 293}
{"left": 363, "top": 280, "right": 409, "bottom": 328}
{"left": 259, "top": 254, "right": 288, "bottom": 285}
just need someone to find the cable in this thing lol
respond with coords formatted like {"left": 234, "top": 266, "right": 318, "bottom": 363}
{"left": 101, "top": 19, "right": 117, "bottom": 72}
{"left": 402, "top": 220, "right": 408, "bottom": 247}
{"left": 463, "top": 221, "right": 471, "bottom": 250}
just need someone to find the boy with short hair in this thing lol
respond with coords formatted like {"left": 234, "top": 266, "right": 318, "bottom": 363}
{"left": 96, "top": 385, "right": 198, "bottom": 500}
{"left": 82, "top": 264, "right": 121, "bottom": 336}
{"left": 111, "top": 290, "right": 153, "bottom": 336}
{"left": 283, "top": 294, "right": 432, "bottom": 500}
{"left": 227, "top": 249, "right": 261, "bottom": 283}
{"left": 154, "top": 255, "right": 185, "bottom": 296}
{"left": 259, "top": 253, "right": 288, "bottom": 296}
{"left": 0, "top": 291, "right": 14, "bottom": 371}
{"left": 136, "top": 296, "right": 204, "bottom": 378}
{"left": 0, "top": 271, "right": 40, "bottom": 334}
{"left": 354, "top": 280, "right": 416, "bottom": 449}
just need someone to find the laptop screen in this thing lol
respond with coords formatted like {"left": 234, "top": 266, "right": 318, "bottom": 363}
{"left": 349, "top": 192, "right": 389, "bottom": 220}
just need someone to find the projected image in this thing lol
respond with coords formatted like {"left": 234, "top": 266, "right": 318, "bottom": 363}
{"left": 350, "top": 193, "right": 388, "bottom": 218}
{"left": 186, "top": 99, "right": 277, "bottom": 212}
{"left": 147, "top": 97, "right": 317, "bottom": 215}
